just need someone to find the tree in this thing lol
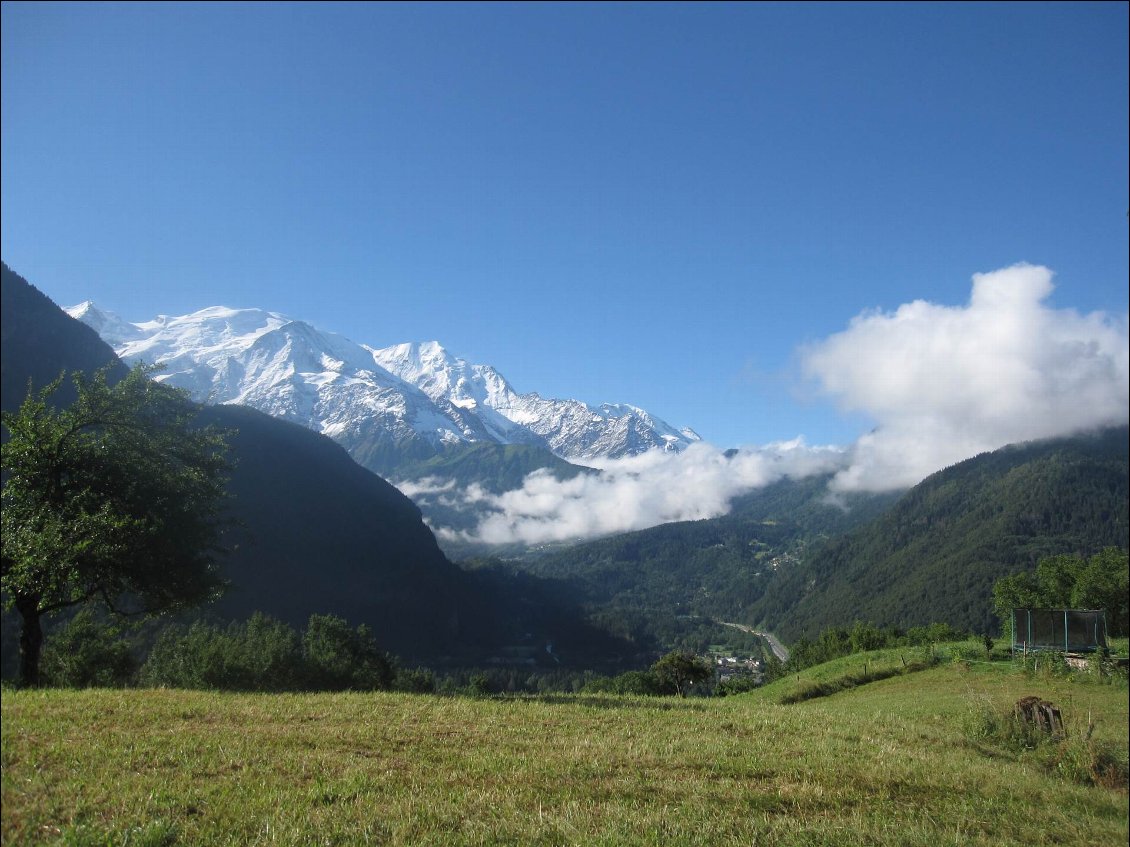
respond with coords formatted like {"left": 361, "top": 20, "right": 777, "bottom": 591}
{"left": 651, "top": 650, "right": 713, "bottom": 697}
{"left": 991, "top": 548, "right": 1130, "bottom": 638}
{"left": 1071, "top": 548, "right": 1130, "bottom": 636}
{"left": 303, "top": 613, "right": 393, "bottom": 691}
{"left": 40, "top": 607, "right": 138, "bottom": 688}
{"left": 2, "top": 364, "right": 231, "bottom": 686}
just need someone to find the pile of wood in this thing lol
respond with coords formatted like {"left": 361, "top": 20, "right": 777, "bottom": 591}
{"left": 1014, "top": 696, "right": 1063, "bottom": 736}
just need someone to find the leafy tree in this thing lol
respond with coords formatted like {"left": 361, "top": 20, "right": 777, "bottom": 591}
{"left": 139, "top": 614, "right": 303, "bottom": 691}
{"left": 651, "top": 650, "right": 713, "bottom": 697}
{"left": 992, "top": 548, "right": 1130, "bottom": 637}
{"left": 392, "top": 666, "right": 437, "bottom": 694}
{"left": 1071, "top": 548, "right": 1130, "bottom": 635}
{"left": 991, "top": 571, "right": 1043, "bottom": 632}
{"left": 2, "top": 365, "right": 231, "bottom": 686}
{"left": 849, "top": 621, "right": 886, "bottom": 653}
{"left": 40, "top": 607, "right": 138, "bottom": 688}
{"left": 303, "top": 613, "right": 393, "bottom": 691}
{"left": 715, "top": 674, "right": 761, "bottom": 696}
{"left": 237, "top": 613, "right": 306, "bottom": 691}
{"left": 139, "top": 620, "right": 229, "bottom": 689}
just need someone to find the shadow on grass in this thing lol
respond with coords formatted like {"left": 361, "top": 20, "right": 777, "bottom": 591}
{"left": 778, "top": 659, "right": 937, "bottom": 705}
{"left": 495, "top": 693, "right": 711, "bottom": 711}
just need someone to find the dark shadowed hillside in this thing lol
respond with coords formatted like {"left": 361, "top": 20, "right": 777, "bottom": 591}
{"left": 1, "top": 263, "right": 128, "bottom": 409}
{"left": 1, "top": 263, "right": 629, "bottom": 667}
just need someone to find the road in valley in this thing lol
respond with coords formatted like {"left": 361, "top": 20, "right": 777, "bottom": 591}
{"left": 720, "top": 621, "right": 790, "bottom": 663}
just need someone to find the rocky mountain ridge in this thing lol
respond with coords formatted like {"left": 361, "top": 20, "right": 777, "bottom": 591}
{"left": 68, "top": 302, "right": 700, "bottom": 476}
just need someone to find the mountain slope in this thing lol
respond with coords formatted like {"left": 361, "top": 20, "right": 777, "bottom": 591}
{"left": 3, "top": 263, "right": 635, "bottom": 668}
{"left": 749, "top": 427, "right": 1130, "bottom": 640}
{"left": 1, "top": 264, "right": 128, "bottom": 409}
{"left": 68, "top": 303, "right": 700, "bottom": 476}
{"left": 506, "top": 429, "right": 1128, "bottom": 647}
{"left": 499, "top": 474, "right": 898, "bottom": 648}
{"left": 2, "top": 265, "right": 461, "bottom": 656}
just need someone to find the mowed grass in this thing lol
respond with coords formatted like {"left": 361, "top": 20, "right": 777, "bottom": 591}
{"left": 2, "top": 657, "right": 1127, "bottom": 846}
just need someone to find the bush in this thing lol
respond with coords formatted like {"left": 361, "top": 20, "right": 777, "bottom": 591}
{"left": 139, "top": 612, "right": 393, "bottom": 692}
{"left": 580, "top": 669, "right": 665, "bottom": 696}
{"left": 715, "top": 674, "right": 761, "bottom": 696}
{"left": 303, "top": 614, "right": 392, "bottom": 691}
{"left": 392, "top": 666, "right": 436, "bottom": 693}
{"left": 651, "top": 651, "right": 713, "bottom": 697}
{"left": 40, "top": 608, "right": 137, "bottom": 688}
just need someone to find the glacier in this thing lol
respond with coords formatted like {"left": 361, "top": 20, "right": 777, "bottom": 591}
{"left": 67, "top": 302, "right": 701, "bottom": 477}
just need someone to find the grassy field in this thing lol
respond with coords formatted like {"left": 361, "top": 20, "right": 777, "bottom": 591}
{"left": 2, "top": 650, "right": 1127, "bottom": 846}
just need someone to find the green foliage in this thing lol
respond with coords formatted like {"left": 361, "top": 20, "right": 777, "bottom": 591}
{"left": 139, "top": 613, "right": 393, "bottom": 692}
{"left": 303, "top": 614, "right": 393, "bottom": 691}
{"left": 391, "top": 666, "right": 436, "bottom": 693}
{"left": 714, "top": 674, "right": 761, "bottom": 696}
{"left": 581, "top": 669, "right": 666, "bottom": 696}
{"left": 1, "top": 364, "right": 230, "bottom": 685}
{"left": 992, "top": 547, "right": 1129, "bottom": 637}
{"left": 139, "top": 614, "right": 303, "bottom": 692}
{"left": 1073, "top": 548, "right": 1130, "bottom": 635}
{"left": 40, "top": 607, "right": 138, "bottom": 688}
{"left": 751, "top": 427, "right": 1129, "bottom": 640}
{"left": 651, "top": 650, "right": 713, "bottom": 697}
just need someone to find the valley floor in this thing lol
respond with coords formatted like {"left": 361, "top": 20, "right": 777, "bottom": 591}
{"left": 2, "top": 658, "right": 1127, "bottom": 846}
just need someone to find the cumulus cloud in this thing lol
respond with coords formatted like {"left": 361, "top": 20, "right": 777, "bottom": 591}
{"left": 801, "top": 264, "right": 1129, "bottom": 492}
{"left": 406, "top": 263, "right": 1127, "bottom": 546}
{"left": 449, "top": 440, "right": 847, "bottom": 546}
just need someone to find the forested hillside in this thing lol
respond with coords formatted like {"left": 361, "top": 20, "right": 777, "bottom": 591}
{"left": 498, "top": 475, "right": 900, "bottom": 649}
{"left": 751, "top": 427, "right": 1129, "bottom": 639}
{"left": 509, "top": 430, "right": 1128, "bottom": 647}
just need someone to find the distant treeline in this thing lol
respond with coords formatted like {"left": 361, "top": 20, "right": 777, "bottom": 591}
{"left": 29, "top": 605, "right": 983, "bottom": 700}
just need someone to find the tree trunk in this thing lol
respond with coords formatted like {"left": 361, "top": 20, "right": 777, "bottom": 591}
{"left": 15, "top": 596, "right": 44, "bottom": 688}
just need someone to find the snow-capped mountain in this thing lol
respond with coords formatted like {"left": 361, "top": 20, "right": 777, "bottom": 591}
{"left": 67, "top": 302, "right": 701, "bottom": 474}
{"left": 372, "top": 341, "right": 698, "bottom": 460}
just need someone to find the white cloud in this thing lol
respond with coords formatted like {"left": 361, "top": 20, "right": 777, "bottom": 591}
{"left": 394, "top": 477, "right": 456, "bottom": 499}
{"left": 410, "top": 263, "right": 1128, "bottom": 546}
{"left": 801, "top": 264, "right": 1129, "bottom": 492}
{"left": 457, "top": 440, "right": 847, "bottom": 546}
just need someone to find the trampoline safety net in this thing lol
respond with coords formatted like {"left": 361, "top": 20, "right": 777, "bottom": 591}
{"left": 1011, "top": 609, "right": 1108, "bottom": 653}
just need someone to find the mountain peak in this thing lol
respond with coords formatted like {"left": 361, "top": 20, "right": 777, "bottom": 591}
{"left": 72, "top": 303, "right": 702, "bottom": 473}
{"left": 65, "top": 301, "right": 145, "bottom": 345}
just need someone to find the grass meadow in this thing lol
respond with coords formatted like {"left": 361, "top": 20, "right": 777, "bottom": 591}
{"left": 2, "top": 646, "right": 1127, "bottom": 846}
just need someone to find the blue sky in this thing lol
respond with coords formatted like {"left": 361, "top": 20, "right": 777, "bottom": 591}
{"left": 3, "top": 2, "right": 1127, "bottom": 450}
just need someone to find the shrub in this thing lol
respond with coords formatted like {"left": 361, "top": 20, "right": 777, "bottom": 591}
{"left": 715, "top": 674, "right": 761, "bottom": 696}
{"left": 139, "top": 612, "right": 393, "bottom": 692}
{"left": 392, "top": 666, "right": 436, "bottom": 693}
{"left": 303, "top": 614, "right": 392, "bottom": 691}
{"left": 40, "top": 608, "right": 137, "bottom": 688}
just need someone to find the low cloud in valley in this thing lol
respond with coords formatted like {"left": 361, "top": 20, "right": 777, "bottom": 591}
{"left": 433, "top": 440, "right": 847, "bottom": 546}
{"left": 410, "top": 264, "right": 1128, "bottom": 545}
